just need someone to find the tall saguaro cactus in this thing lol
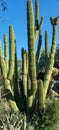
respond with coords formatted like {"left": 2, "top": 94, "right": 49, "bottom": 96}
{"left": 27, "top": 0, "right": 44, "bottom": 93}
{"left": 26, "top": 0, "right": 44, "bottom": 113}
{"left": 27, "top": 0, "right": 37, "bottom": 93}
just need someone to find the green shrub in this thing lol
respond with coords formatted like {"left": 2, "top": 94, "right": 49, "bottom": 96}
{"left": 31, "top": 98, "right": 59, "bottom": 130}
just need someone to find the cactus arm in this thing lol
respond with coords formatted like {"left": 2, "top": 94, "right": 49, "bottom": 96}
{"left": 39, "top": 17, "right": 44, "bottom": 29}
{"left": 1, "top": 57, "right": 7, "bottom": 79}
{"left": 4, "top": 33, "right": 8, "bottom": 74}
{"left": 8, "top": 25, "right": 15, "bottom": 80}
{"left": 13, "top": 40, "right": 21, "bottom": 110}
{"left": 22, "top": 48, "right": 27, "bottom": 97}
{"left": 45, "top": 31, "right": 49, "bottom": 59}
{"left": 45, "top": 31, "right": 49, "bottom": 66}
{"left": 27, "top": 94, "right": 33, "bottom": 114}
{"left": 43, "top": 22, "right": 57, "bottom": 101}
{"left": 4, "top": 33, "right": 8, "bottom": 58}
{"left": 38, "top": 80, "right": 44, "bottom": 112}
{"left": 35, "top": 0, "right": 39, "bottom": 26}
{"left": 36, "top": 29, "right": 42, "bottom": 65}
{"left": 50, "top": 16, "right": 59, "bottom": 25}
{"left": 0, "top": 40, "right": 2, "bottom": 57}
{"left": 52, "top": 67, "right": 59, "bottom": 77}
{"left": 35, "top": 0, "right": 44, "bottom": 30}
{"left": 4, "top": 79, "right": 19, "bottom": 112}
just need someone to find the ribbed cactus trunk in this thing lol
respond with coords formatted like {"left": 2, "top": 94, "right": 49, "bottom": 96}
{"left": 0, "top": 41, "right": 2, "bottom": 76}
{"left": 4, "top": 79, "right": 18, "bottom": 112}
{"left": 4, "top": 33, "right": 8, "bottom": 59}
{"left": 4, "top": 33, "right": 8, "bottom": 74}
{"left": 8, "top": 26, "right": 15, "bottom": 80}
{"left": 38, "top": 80, "right": 44, "bottom": 112}
{"left": 43, "top": 24, "right": 57, "bottom": 101}
{"left": 45, "top": 31, "right": 49, "bottom": 60}
{"left": 13, "top": 39, "right": 20, "bottom": 110}
{"left": 36, "top": 29, "right": 42, "bottom": 72}
{"left": 22, "top": 48, "right": 27, "bottom": 97}
{"left": 27, "top": 0, "right": 37, "bottom": 114}
{"left": 26, "top": 0, "right": 44, "bottom": 114}
{"left": 0, "top": 41, "right": 2, "bottom": 57}
{"left": 27, "top": 0, "right": 37, "bottom": 93}
{"left": 35, "top": 0, "right": 39, "bottom": 26}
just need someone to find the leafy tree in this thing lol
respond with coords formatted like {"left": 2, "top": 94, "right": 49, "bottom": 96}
{"left": 0, "top": 0, "right": 7, "bottom": 11}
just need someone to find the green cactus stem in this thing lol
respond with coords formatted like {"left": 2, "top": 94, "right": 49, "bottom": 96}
{"left": 43, "top": 17, "right": 59, "bottom": 101}
{"left": 27, "top": 93, "right": 33, "bottom": 114}
{"left": 4, "top": 33, "right": 8, "bottom": 74}
{"left": 35, "top": 0, "right": 39, "bottom": 26}
{"left": 4, "top": 79, "right": 19, "bottom": 112}
{"left": 22, "top": 48, "right": 27, "bottom": 97}
{"left": 1, "top": 57, "right": 7, "bottom": 79}
{"left": 38, "top": 80, "right": 44, "bottom": 113}
{"left": 4, "top": 33, "right": 8, "bottom": 58}
{"left": 35, "top": 0, "right": 44, "bottom": 30}
{"left": 8, "top": 25, "right": 15, "bottom": 80}
{"left": 0, "top": 25, "right": 19, "bottom": 113}
{"left": 0, "top": 40, "right": 2, "bottom": 57}
{"left": 13, "top": 39, "right": 20, "bottom": 110}
{"left": 45, "top": 31, "right": 49, "bottom": 60}
{"left": 36, "top": 29, "right": 42, "bottom": 66}
{"left": 27, "top": 0, "right": 37, "bottom": 93}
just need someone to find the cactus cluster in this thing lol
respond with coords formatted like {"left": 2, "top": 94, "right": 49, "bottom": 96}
{"left": 20, "top": 0, "right": 59, "bottom": 114}
{"left": 0, "top": 25, "right": 19, "bottom": 113}
{"left": 0, "top": 0, "right": 59, "bottom": 117}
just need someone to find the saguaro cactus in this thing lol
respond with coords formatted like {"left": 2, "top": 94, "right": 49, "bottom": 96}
{"left": 27, "top": 0, "right": 37, "bottom": 93}
{"left": 27, "top": 0, "right": 44, "bottom": 93}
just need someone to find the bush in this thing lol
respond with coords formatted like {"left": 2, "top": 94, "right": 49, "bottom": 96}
{"left": 31, "top": 98, "right": 59, "bottom": 130}
{"left": 0, "top": 98, "right": 59, "bottom": 130}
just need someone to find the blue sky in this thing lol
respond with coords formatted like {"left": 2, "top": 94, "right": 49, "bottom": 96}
{"left": 0, "top": 0, "right": 59, "bottom": 59}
